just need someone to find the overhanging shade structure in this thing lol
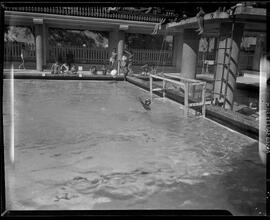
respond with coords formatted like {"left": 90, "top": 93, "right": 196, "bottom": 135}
{"left": 166, "top": 5, "right": 266, "bottom": 109}
{"left": 4, "top": 7, "right": 171, "bottom": 71}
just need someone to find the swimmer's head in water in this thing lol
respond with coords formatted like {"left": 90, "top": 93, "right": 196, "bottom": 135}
{"left": 145, "top": 98, "right": 151, "bottom": 106}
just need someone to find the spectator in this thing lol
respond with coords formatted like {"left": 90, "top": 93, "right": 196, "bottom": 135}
{"left": 61, "top": 63, "right": 69, "bottom": 74}
{"left": 90, "top": 66, "right": 97, "bottom": 75}
{"left": 141, "top": 64, "right": 150, "bottom": 76}
{"left": 123, "top": 45, "right": 133, "bottom": 76}
{"left": 51, "top": 60, "right": 61, "bottom": 74}
{"left": 101, "top": 65, "right": 107, "bottom": 75}
{"left": 18, "top": 44, "right": 26, "bottom": 70}
{"left": 70, "top": 64, "right": 77, "bottom": 74}
{"left": 196, "top": 7, "right": 205, "bottom": 35}
{"left": 109, "top": 48, "right": 117, "bottom": 68}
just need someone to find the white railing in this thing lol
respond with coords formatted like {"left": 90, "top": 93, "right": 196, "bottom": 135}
{"left": 149, "top": 73, "right": 206, "bottom": 117}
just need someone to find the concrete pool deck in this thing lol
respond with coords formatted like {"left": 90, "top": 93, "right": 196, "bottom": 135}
{"left": 3, "top": 79, "right": 265, "bottom": 215}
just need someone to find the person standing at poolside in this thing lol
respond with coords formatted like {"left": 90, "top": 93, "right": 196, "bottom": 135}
{"left": 123, "top": 45, "right": 133, "bottom": 77}
{"left": 18, "top": 44, "right": 26, "bottom": 70}
{"left": 51, "top": 60, "right": 61, "bottom": 74}
{"left": 109, "top": 48, "right": 117, "bottom": 69}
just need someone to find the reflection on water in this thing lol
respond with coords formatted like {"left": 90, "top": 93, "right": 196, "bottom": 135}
{"left": 3, "top": 79, "right": 266, "bottom": 215}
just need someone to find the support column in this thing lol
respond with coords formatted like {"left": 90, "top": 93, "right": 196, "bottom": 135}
{"left": 109, "top": 29, "right": 125, "bottom": 74}
{"left": 34, "top": 18, "right": 44, "bottom": 71}
{"left": 214, "top": 22, "right": 244, "bottom": 109}
{"left": 42, "top": 23, "right": 48, "bottom": 68}
{"left": 181, "top": 29, "right": 200, "bottom": 79}
{"left": 172, "top": 32, "right": 184, "bottom": 72}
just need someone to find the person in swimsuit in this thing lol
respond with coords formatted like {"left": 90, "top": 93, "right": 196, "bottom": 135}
{"left": 51, "top": 60, "right": 61, "bottom": 74}
{"left": 18, "top": 44, "right": 26, "bottom": 69}
{"left": 109, "top": 48, "right": 117, "bottom": 68}
{"left": 61, "top": 63, "right": 69, "bottom": 74}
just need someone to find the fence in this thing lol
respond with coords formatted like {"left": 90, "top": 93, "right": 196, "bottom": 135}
{"left": 131, "top": 49, "right": 173, "bottom": 66}
{"left": 48, "top": 46, "right": 109, "bottom": 64}
{"left": 4, "top": 42, "right": 173, "bottom": 66}
{"left": 150, "top": 73, "right": 206, "bottom": 117}
{"left": 4, "top": 42, "right": 36, "bottom": 61}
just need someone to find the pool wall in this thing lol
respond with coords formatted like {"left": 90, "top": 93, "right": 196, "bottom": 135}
{"left": 4, "top": 73, "right": 125, "bottom": 81}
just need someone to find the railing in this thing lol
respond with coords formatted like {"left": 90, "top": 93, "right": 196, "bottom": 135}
{"left": 150, "top": 73, "right": 206, "bottom": 117}
{"left": 131, "top": 49, "right": 173, "bottom": 66}
{"left": 5, "top": 7, "right": 170, "bottom": 23}
{"left": 4, "top": 41, "right": 35, "bottom": 61}
{"left": 4, "top": 42, "right": 173, "bottom": 66}
{"left": 48, "top": 45, "right": 109, "bottom": 64}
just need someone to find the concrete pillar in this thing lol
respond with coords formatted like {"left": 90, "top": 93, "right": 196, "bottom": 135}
{"left": 109, "top": 30, "right": 125, "bottom": 59}
{"left": 117, "top": 31, "right": 125, "bottom": 62}
{"left": 172, "top": 32, "right": 184, "bottom": 72}
{"left": 252, "top": 35, "right": 263, "bottom": 71}
{"left": 42, "top": 23, "right": 48, "bottom": 68}
{"left": 109, "top": 29, "right": 125, "bottom": 74}
{"left": 109, "top": 30, "right": 118, "bottom": 55}
{"left": 181, "top": 29, "right": 200, "bottom": 79}
{"left": 214, "top": 22, "right": 244, "bottom": 109}
{"left": 34, "top": 18, "right": 44, "bottom": 71}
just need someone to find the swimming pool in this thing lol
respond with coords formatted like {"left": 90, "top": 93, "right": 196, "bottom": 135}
{"left": 3, "top": 79, "right": 266, "bottom": 215}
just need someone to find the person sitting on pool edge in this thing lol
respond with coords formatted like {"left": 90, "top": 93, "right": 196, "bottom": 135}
{"left": 141, "top": 64, "right": 150, "bottom": 76}
{"left": 70, "top": 64, "right": 78, "bottom": 75}
{"left": 90, "top": 66, "right": 97, "bottom": 75}
{"left": 51, "top": 60, "right": 61, "bottom": 74}
{"left": 61, "top": 62, "right": 69, "bottom": 74}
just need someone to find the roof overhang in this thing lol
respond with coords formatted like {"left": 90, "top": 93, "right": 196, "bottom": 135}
{"left": 166, "top": 6, "right": 266, "bottom": 35}
{"left": 5, "top": 10, "right": 161, "bottom": 34}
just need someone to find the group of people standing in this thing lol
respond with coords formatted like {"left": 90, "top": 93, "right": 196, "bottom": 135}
{"left": 109, "top": 45, "right": 133, "bottom": 78}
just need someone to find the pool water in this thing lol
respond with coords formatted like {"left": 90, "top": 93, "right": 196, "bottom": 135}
{"left": 3, "top": 79, "right": 266, "bottom": 215}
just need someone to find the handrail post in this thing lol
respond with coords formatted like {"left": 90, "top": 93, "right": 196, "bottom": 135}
{"left": 150, "top": 75, "right": 153, "bottom": 101}
{"left": 162, "top": 80, "right": 165, "bottom": 98}
{"left": 184, "top": 82, "right": 189, "bottom": 117}
{"left": 202, "top": 82, "right": 206, "bottom": 117}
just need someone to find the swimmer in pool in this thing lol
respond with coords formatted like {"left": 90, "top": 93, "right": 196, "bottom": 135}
{"left": 138, "top": 97, "right": 151, "bottom": 110}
